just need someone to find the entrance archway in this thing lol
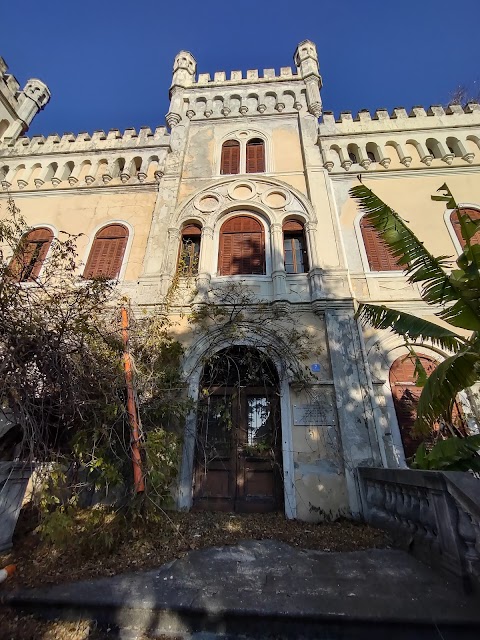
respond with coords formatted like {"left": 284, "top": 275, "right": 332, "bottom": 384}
{"left": 193, "top": 347, "right": 284, "bottom": 512}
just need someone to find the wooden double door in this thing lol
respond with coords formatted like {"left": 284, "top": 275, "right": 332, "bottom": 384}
{"left": 193, "top": 386, "right": 284, "bottom": 513}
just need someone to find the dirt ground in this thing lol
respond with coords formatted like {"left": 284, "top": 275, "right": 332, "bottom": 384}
{"left": 0, "top": 508, "right": 390, "bottom": 639}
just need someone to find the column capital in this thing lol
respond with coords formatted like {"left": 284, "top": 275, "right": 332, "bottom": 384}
{"left": 167, "top": 227, "right": 181, "bottom": 240}
{"left": 271, "top": 222, "right": 283, "bottom": 234}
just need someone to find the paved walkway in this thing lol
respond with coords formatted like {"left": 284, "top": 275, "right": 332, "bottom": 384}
{"left": 3, "top": 540, "right": 480, "bottom": 638}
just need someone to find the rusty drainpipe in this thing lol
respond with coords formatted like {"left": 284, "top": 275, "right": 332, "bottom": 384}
{"left": 121, "top": 306, "right": 145, "bottom": 493}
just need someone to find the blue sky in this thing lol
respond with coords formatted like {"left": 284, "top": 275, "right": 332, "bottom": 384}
{"left": 2, "top": 0, "right": 479, "bottom": 136}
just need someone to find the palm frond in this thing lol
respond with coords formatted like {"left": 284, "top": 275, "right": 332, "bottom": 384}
{"left": 350, "top": 184, "right": 458, "bottom": 306}
{"left": 415, "top": 350, "right": 480, "bottom": 432}
{"left": 356, "top": 303, "right": 466, "bottom": 351}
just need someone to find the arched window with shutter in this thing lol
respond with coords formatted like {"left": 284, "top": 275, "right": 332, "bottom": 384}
{"left": 360, "top": 216, "right": 401, "bottom": 272}
{"left": 179, "top": 224, "right": 201, "bottom": 276}
{"left": 9, "top": 227, "right": 54, "bottom": 282}
{"left": 389, "top": 355, "right": 465, "bottom": 461}
{"left": 246, "top": 138, "right": 265, "bottom": 173}
{"left": 389, "top": 355, "right": 437, "bottom": 460}
{"left": 450, "top": 208, "right": 480, "bottom": 249}
{"left": 220, "top": 140, "right": 240, "bottom": 175}
{"left": 218, "top": 215, "right": 265, "bottom": 275}
{"left": 283, "top": 220, "right": 308, "bottom": 273}
{"left": 84, "top": 224, "right": 129, "bottom": 279}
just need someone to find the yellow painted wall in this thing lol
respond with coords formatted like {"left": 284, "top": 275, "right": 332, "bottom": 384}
{"left": 0, "top": 190, "right": 156, "bottom": 281}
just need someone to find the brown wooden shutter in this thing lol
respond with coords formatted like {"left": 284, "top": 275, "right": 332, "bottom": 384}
{"left": 360, "top": 217, "right": 401, "bottom": 271}
{"left": 220, "top": 140, "right": 240, "bottom": 175}
{"left": 84, "top": 224, "right": 128, "bottom": 279}
{"left": 9, "top": 227, "right": 54, "bottom": 281}
{"left": 389, "top": 356, "right": 437, "bottom": 460}
{"left": 219, "top": 215, "right": 265, "bottom": 275}
{"left": 246, "top": 139, "right": 265, "bottom": 173}
{"left": 450, "top": 208, "right": 480, "bottom": 248}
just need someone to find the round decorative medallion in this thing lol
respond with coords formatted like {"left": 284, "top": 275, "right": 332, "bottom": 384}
{"left": 228, "top": 180, "right": 256, "bottom": 201}
{"left": 261, "top": 188, "right": 290, "bottom": 209}
{"left": 194, "top": 193, "right": 221, "bottom": 213}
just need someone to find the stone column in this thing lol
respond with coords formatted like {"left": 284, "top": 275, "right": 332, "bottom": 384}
{"left": 305, "top": 221, "right": 322, "bottom": 300}
{"left": 195, "top": 225, "right": 214, "bottom": 301}
{"left": 159, "top": 227, "right": 181, "bottom": 297}
{"left": 270, "top": 222, "right": 287, "bottom": 300}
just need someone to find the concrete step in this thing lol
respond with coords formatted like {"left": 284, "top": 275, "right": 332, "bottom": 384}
{"left": 3, "top": 541, "right": 480, "bottom": 639}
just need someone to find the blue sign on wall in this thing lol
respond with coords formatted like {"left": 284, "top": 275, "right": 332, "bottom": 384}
{"left": 311, "top": 363, "right": 321, "bottom": 372}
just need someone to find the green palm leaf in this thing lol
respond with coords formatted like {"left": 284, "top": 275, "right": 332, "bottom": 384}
{"left": 356, "top": 303, "right": 467, "bottom": 351}
{"left": 415, "top": 350, "right": 480, "bottom": 432}
{"left": 350, "top": 183, "right": 480, "bottom": 331}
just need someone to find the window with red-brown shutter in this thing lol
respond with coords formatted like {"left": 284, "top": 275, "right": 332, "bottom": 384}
{"left": 450, "top": 208, "right": 480, "bottom": 249}
{"left": 9, "top": 227, "right": 54, "bottom": 282}
{"left": 246, "top": 138, "right": 265, "bottom": 173}
{"left": 360, "top": 217, "right": 401, "bottom": 271}
{"left": 220, "top": 140, "right": 240, "bottom": 175}
{"left": 84, "top": 224, "right": 129, "bottom": 279}
{"left": 283, "top": 220, "right": 309, "bottom": 273}
{"left": 389, "top": 355, "right": 465, "bottom": 461}
{"left": 218, "top": 215, "right": 265, "bottom": 275}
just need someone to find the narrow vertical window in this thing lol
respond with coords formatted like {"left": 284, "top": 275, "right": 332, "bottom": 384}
{"left": 179, "top": 224, "right": 201, "bottom": 275}
{"left": 84, "top": 224, "right": 129, "bottom": 279}
{"left": 450, "top": 208, "right": 480, "bottom": 249}
{"left": 246, "top": 138, "right": 265, "bottom": 173}
{"left": 220, "top": 140, "right": 240, "bottom": 175}
{"left": 219, "top": 215, "right": 265, "bottom": 275}
{"left": 9, "top": 227, "right": 54, "bottom": 282}
{"left": 360, "top": 217, "right": 401, "bottom": 272}
{"left": 283, "top": 220, "right": 308, "bottom": 273}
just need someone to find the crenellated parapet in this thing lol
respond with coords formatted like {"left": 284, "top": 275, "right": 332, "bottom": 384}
{"left": 1, "top": 125, "right": 169, "bottom": 155}
{"left": 319, "top": 103, "right": 480, "bottom": 173}
{"left": 165, "top": 40, "right": 323, "bottom": 126}
{"left": 0, "top": 126, "right": 171, "bottom": 192}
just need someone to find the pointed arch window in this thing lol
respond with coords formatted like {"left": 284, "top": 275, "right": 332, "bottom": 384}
{"left": 9, "top": 227, "right": 53, "bottom": 282}
{"left": 218, "top": 215, "right": 265, "bottom": 275}
{"left": 450, "top": 208, "right": 480, "bottom": 249}
{"left": 220, "top": 140, "right": 240, "bottom": 175}
{"left": 84, "top": 224, "right": 129, "bottom": 279}
{"left": 179, "top": 224, "right": 201, "bottom": 276}
{"left": 246, "top": 138, "right": 265, "bottom": 173}
{"left": 360, "top": 217, "right": 401, "bottom": 272}
{"left": 283, "top": 220, "right": 308, "bottom": 273}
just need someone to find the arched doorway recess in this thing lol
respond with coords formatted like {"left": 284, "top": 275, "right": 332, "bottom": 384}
{"left": 193, "top": 346, "right": 284, "bottom": 513}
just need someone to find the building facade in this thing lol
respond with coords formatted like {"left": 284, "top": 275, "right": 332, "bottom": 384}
{"left": 1, "top": 41, "right": 479, "bottom": 521}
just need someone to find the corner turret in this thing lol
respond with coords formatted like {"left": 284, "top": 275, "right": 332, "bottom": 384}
{"left": 294, "top": 40, "right": 322, "bottom": 118}
{"left": 0, "top": 58, "right": 51, "bottom": 143}
{"left": 166, "top": 50, "right": 197, "bottom": 128}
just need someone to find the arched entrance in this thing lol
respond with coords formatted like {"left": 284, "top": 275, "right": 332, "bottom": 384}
{"left": 193, "top": 347, "right": 284, "bottom": 513}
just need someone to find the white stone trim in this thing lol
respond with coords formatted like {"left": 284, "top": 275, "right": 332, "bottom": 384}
{"left": 353, "top": 210, "right": 405, "bottom": 276}
{"left": 178, "top": 338, "right": 296, "bottom": 518}
{"left": 215, "top": 128, "right": 273, "bottom": 176}
{"left": 211, "top": 209, "right": 273, "bottom": 277}
{"left": 80, "top": 219, "right": 134, "bottom": 282}
{"left": 443, "top": 203, "right": 480, "bottom": 255}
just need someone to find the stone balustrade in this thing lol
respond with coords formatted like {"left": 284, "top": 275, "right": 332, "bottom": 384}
{"left": 358, "top": 467, "right": 480, "bottom": 589}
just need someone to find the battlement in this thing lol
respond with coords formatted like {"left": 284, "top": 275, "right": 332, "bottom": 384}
{"left": 1, "top": 125, "right": 170, "bottom": 157}
{"left": 320, "top": 102, "right": 480, "bottom": 135}
{"left": 0, "top": 56, "right": 22, "bottom": 109}
{"left": 193, "top": 66, "right": 299, "bottom": 88}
